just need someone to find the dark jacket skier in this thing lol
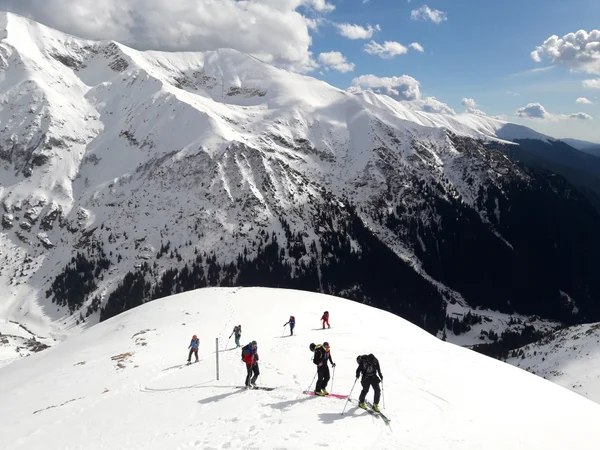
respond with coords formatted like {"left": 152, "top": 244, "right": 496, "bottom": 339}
{"left": 356, "top": 354, "right": 383, "bottom": 411}
{"left": 310, "top": 342, "right": 335, "bottom": 395}
{"left": 283, "top": 316, "right": 296, "bottom": 335}
{"left": 241, "top": 341, "right": 259, "bottom": 388}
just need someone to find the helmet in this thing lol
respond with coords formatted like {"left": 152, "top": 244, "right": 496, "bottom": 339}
{"left": 323, "top": 341, "right": 330, "bottom": 348}
{"left": 356, "top": 355, "right": 363, "bottom": 363}
{"left": 193, "top": 335, "right": 197, "bottom": 339}
{"left": 309, "top": 343, "right": 316, "bottom": 352}
{"left": 252, "top": 340, "right": 257, "bottom": 346}
{"left": 367, "top": 354, "right": 375, "bottom": 363}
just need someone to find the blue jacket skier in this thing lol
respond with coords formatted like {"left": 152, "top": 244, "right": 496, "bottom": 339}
{"left": 283, "top": 315, "right": 295, "bottom": 335}
{"left": 187, "top": 335, "right": 200, "bottom": 363}
{"left": 241, "top": 341, "right": 259, "bottom": 388}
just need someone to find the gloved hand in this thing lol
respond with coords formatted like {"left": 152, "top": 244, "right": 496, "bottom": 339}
{"left": 380, "top": 375, "right": 383, "bottom": 381}
{"left": 318, "top": 362, "right": 323, "bottom": 367}
{"left": 332, "top": 363, "right": 336, "bottom": 367}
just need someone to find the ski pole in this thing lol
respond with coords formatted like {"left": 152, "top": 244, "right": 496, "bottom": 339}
{"left": 225, "top": 335, "right": 231, "bottom": 350}
{"left": 331, "top": 365, "right": 335, "bottom": 393}
{"left": 341, "top": 378, "right": 358, "bottom": 415}
{"left": 282, "top": 326, "right": 285, "bottom": 337}
{"left": 382, "top": 381, "right": 385, "bottom": 409}
{"left": 306, "top": 370, "right": 317, "bottom": 394}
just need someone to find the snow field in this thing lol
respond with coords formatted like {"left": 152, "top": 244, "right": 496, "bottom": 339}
{"left": 0, "top": 287, "right": 599, "bottom": 449}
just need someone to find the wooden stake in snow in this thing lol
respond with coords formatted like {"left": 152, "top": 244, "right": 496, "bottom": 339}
{"left": 216, "top": 337, "right": 219, "bottom": 381}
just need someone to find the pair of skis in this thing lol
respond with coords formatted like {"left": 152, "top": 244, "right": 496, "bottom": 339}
{"left": 304, "top": 391, "right": 391, "bottom": 425}
{"left": 360, "top": 400, "right": 391, "bottom": 425}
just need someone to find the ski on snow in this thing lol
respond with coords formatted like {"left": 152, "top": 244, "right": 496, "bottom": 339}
{"left": 303, "top": 390, "right": 348, "bottom": 399}
{"left": 364, "top": 400, "right": 391, "bottom": 425}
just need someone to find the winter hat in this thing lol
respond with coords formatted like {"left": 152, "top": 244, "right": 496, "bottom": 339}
{"left": 252, "top": 340, "right": 257, "bottom": 346}
{"left": 193, "top": 335, "right": 197, "bottom": 339}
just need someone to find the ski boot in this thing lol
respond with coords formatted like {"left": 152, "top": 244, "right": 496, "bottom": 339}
{"left": 372, "top": 404, "right": 380, "bottom": 412}
{"left": 321, "top": 389, "right": 329, "bottom": 395}
{"left": 359, "top": 403, "right": 367, "bottom": 409}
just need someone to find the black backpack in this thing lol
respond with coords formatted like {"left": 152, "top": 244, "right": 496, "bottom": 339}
{"left": 360, "top": 355, "right": 377, "bottom": 377}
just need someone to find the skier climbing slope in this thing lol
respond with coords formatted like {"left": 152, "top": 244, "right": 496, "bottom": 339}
{"left": 0, "top": 287, "right": 599, "bottom": 450}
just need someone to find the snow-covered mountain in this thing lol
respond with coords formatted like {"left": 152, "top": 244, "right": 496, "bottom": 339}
{"left": 1, "top": 287, "right": 599, "bottom": 450}
{"left": 508, "top": 321, "right": 600, "bottom": 404}
{"left": 2, "top": 11, "right": 600, "bottom": 367}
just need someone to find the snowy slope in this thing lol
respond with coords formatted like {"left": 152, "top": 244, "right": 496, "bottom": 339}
{"left": 508, "top": 322, "right": 600, "bottom": 404}
{"left": 1, "top": 287, "right": 599, "bottom": 450}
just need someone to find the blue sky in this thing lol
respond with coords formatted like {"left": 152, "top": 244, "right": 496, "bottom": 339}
{"left": 3, "top": 0, "right": 600, "bottom": 141}
{"left": 306, "top": 0, "right": 600, "bottom": 141}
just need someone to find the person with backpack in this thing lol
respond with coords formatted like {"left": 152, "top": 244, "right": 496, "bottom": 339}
{"left": 283, "top": 315, "right": 295, "bottom": 335}
{"left": 355, "top": 354, "right": 383, "bottom": 411}
{"left": 309, "top": 341, "right": 336, "bottom": 395}
{"left": 241, "top": 340, "right": 259, "bottom": 388}
{"left": 187, "top": 335, "right": 200, "bottom": 363}
{"left": 321, "top": 311, "right": 330, "bottom": 329}
{"left": 230, "top": 325, "right": 242, "bottom": 348}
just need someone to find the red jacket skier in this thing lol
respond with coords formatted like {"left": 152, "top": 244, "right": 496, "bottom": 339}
{"left": 321, "top": 311, "right": 330, "bottom": 329}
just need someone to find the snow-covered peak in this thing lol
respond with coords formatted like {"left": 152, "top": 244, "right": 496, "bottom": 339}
{"left": 1, "top": 287, "right": 599, "bottom": 449}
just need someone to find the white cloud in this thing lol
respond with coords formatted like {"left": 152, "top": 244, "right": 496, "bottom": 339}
{"left": 516, "top": 103, "right": 553, "bottom": 119}
{"left": 410, "top": 5, "right": 447, "bottom": 24}
{"left": 318, "top": 51, "right": 355, "bottom": 73}
{"left": 364, "top": 40, "right": 408, "bottom": 59}
{"left": 531, "top": 29, "right": 600, "bottom": 75}
{"left": 0, "top": 0, "right": 338, "bottom": 73}
{"left": 465, "top": 108, "right": 487, "bottom": 117}
{"left": 576, "top": 97, "right": 593, "bottom": 104}
{"left": 583, "top": 78, "right": 600, "bottom": 88}
{"left": 515, "top": 102, "right": 593, "bottom": 121}
{"left": 413, "top": 97, "right": 456, "bottom": 115}
{"left": 409, "top": 42, "right": 424, "bottom": 52}
{"left": 461, "top": 98, "right": 477, "bottom": 108}
{"left": 351, "top": 74, "right": 421, "bottom": 100}
{"left": 335, "top": 23, "right": 380, "bottom": 40}
{"left": 506, "top": 90, "right": 521, "bottom": 97}
{"left": 569, "top": 112, "right": 593, "bottom": 120}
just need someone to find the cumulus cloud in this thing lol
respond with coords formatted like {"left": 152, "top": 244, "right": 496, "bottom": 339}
{"left": 409, "top": 42, "right": 424, "bottom": 52}
{"left": 410, "top": 5, "right": 447, "bottom": 24}
{"left": 0, "top": 0, "right": 338, "bottom": 72}
{"left": 569, "top": 112, "right": 593, "bottom": 120}
{"left": 318, "top": 51, "right": 355, "bottom": 73}
{"left": 465, "top": 108, "right": 487, "bottom": 116}
{"left": 461, "top": 98, "right": 477, "bottom": 108}
{"left": 364, "top": 40, "right": 408, "bottom": 59}
{"left": 351, "top": 74, "right": 421, "bottom": 100}
{"left": 583, "top": 78, "right": 600, "bottom": 88}
{"left": 516, "top": 103, "right": 553, "bottom": 119}
{"left": 413, "top": 97, "right": 456, "bottom": 115}
{"left": 335, "top": 23, "right": 380, "bottom": 40}
{"left": 531, "top": 29, "right": 600, "bottom": 75}
{"left": 576, "top": 97, "right": 593, "bottom": 104}
{"left": 516, "top": 102, "right": 593, "bottom": 121}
